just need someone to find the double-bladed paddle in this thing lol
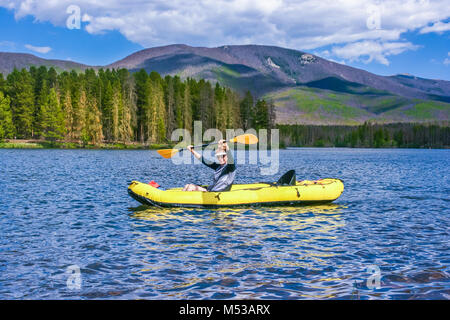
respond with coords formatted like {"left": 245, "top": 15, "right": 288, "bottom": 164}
{"left": 157, "top": 134, "right": 259, "bottom": 159}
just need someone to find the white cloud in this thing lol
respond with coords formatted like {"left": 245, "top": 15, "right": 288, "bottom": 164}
{"left": 420, "top": 21, "right": 450, "bottom": 34}
{"left": 0, "top": 0, "right": 449, "bottom": 64}
{"left": 24, "top": 44, "right": 52, "bottom": 54}
{"left": 331, "top": 40, "right": 419, "bottom": 66}
{"left": 444, "top": 52, "right": 450, "bottom": 66}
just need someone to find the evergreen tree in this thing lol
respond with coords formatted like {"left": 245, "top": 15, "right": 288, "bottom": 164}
{"left": 182, "top": 83, "right": 192, "bottom": 133}
{"left": 31, "top": 66, "right": 49, "bottom": 138}
{"left": 350, "top": 130, "right": 358, "bottom": 147}
{"left": 84, "top": 97, "right": 103, "bottom": 145}
{"left": 75, "top": 89, "right": 88, "bottom": 141}
{"left": 111, "top": 80, "right": 121, "bottom": 142}
{"left": 174, "top": 81, "right": 184, "bottom": 129}
{"left": 240, "top": 91, "right": 254, "bottom": 130}
{"left": 267, "top": 100, "right": 276, "bottom": 129}
{"left": 6, "top": 68, "right": 35, "bottom": 138}
{"left": 254, "top": 99, "right": 269, "bottom": 130}
{"left": 35, "top": 79, "right": 49, "bottom": 138}
{"left": 374, "top": 128, "right": 384, "bottom": 148}
{"left": 229, "top": 89, "right": 242, "bottom": 129}
{"left": 61, "top": 88, "right": 73, "bottom": 140}
{"left": 47, "top": 67, "right": 57, "bottom": 88}
{"left": 1, "top": 66, "right": 273, "bottom": 145}
{"left": 134, "top": 69, "right": 150, "bottom": 142}
{"left": 164, "top": 75, "right": 175, "bottom": 137}
{"left": 214, "top": 83, "right": 226, "bottom": 132}
{"left": 102, "top": 80, "right": 114, "bottom": 141}
{"left": 70, "top": 71, "right": 83, "bottom": 140}
{"left": 188, "top": 78, "right": 200, "bottom": 123}
{"left": 42, "top": 88, "right": 65, "bottom": 141}
{"left": 0, "top": 73, "right": 5, "bottom": 93}
{"left": 199, "top": 80, "right": 214, "bottom": 130}
{"left": 0, "top": 91, "right": 15, "bottom": 140}
{"left": 394, "top": 130, "right": 403, "bottom": 147}
{"left": 117, "top": 69, "right": 135, "bottom": 143}
{"left": 149, "top": 78, "right": 166, "bottom": 143}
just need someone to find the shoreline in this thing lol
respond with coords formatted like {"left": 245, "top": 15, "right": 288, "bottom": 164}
{"left": 0, "top": 140, "right": 448, "bottom": 150}
{"left": 0, "top": 140, "right": 173, "bottom": 150}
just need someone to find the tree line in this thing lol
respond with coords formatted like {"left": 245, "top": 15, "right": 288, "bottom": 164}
{"left": 0, "top": 66, "right": 276, "bottom": 144}
{"left": 1, "top": 66, "right": 447, "bottom": 149}
{"left": 278, "top": 122, "right": 450, "bottom": 148}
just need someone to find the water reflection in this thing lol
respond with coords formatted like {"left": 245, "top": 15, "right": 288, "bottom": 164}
{"left": 130, "top": 203, "right": 344, "bottom": 220}
{"left": 129, "top": 204, "right": 348, "bottom": 299}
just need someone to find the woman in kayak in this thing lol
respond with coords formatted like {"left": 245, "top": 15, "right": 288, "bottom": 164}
{"left": 183, "top": 139, "right": 236, "bottom": 192}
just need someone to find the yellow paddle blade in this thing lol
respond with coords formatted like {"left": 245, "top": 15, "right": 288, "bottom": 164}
{"left": 157, "top": 149, "right": 180, "bottom": 159}
{"left": 231, "top": 134, "right": 259, "bottom": 145}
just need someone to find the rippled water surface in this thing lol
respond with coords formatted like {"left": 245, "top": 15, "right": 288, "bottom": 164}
{"left": 0, "top": 148, "right": 449, "bottom": 299}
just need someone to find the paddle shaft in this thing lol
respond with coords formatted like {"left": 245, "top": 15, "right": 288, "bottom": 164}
{"left": 180, "top": 141, "right": 221, "bottom": 153}
{"left": 157, "top": 134, "right": 258, "bottom": 159}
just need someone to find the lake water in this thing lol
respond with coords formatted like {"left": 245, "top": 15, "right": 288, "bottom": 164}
{"left": 0, "top": 148, "right": 449, "bottom": 299}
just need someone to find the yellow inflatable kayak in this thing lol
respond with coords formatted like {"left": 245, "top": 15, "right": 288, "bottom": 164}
{"left": 128, "top": 176, "right": 344, "bottom": 208}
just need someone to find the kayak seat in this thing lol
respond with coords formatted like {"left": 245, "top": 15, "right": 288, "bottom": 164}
{"left": 276, "top": 170, "right": 296, "bottom": 186}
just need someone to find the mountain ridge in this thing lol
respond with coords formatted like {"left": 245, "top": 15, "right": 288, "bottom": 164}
{"left": 0, "top": 52, "right": 91, "bottom": 74}
{"left": 106, "top": 44, "right": 449, "bottom": 100}
{"left": 1, "top": 44, "right": 449, "bottom": 125}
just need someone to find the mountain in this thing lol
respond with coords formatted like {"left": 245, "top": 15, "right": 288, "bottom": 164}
{"left": 388, "top": 74, "right": 450, "bottom": 103}
{"left": 107, "top": 44, "right": 450, "bottom": 98}
{"left": 0, "top": 52, "right": 89, "bottom": 75}
{"left": 1, "top": 44, "right": 449, "bottom": 125}
{"left": 267, "top": 85, "right": 450, "bottom": 125}
{"left": 107, "top": 44, "right": 450, "bottom": 124}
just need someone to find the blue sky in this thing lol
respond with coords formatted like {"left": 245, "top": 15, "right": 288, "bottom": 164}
{"left": 0, "top": 0, "right": 449, "bottom": 80}
{"left": 0, "top": 7, "right": 143, "bottom": 66}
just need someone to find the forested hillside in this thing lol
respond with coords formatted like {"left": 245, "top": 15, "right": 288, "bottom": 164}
{"left": 0, "top": 66, "right": 275, "bottom": 144}
{"left": 0, "top": 66, "right": 448, "bottom": 149}
{"left": 2, "top": 45, "right": 449, "bottom": 131}
{"left": 278, "top": 122, "right": 450, "bottom": 148}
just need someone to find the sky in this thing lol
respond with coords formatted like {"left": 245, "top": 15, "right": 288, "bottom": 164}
{"left": 0, "top": 0, "right": 449, "bottom": 80}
